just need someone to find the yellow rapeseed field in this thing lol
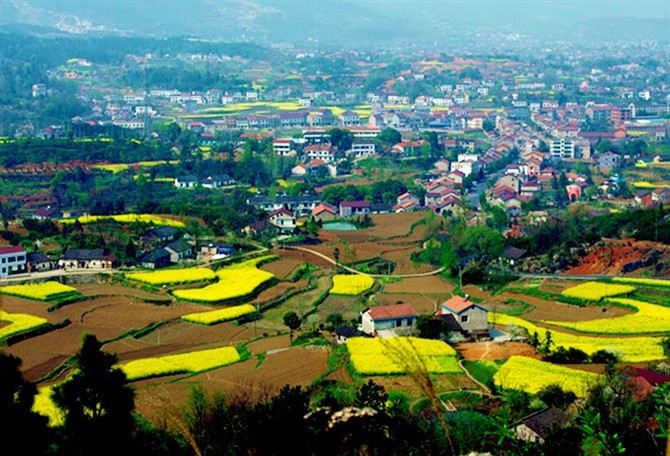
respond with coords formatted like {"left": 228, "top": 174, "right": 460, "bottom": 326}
{"left": 490, "top": 313, "right": 665, "bottom": 362}
{"left": 0, "top": 281, "right": 78, "bottom": 301}
{"left": 119, "top": 346, "right": 241, "bottom": 380}
{"left": 0, "top": 310, "right": 49, "bottom": 341}
{"left": 173, "top": 256, "right": 276, "bottom": 303}
{"left": 126, "top": 267, "right": 216, "bottom": 285}
{"left": 561, "top": 281, "right": 635, "bottom": 301}
{"left": 544, "top": 298, "right": 670, "bottom": 334}
{"left": 62, "top": 213, "right": 185, "bottom": 228}
{"left": 330, "top": 274, "right": 375, "bottom": 295}
{"left": 182, "top": 304, "right": 257, "bottom": 325}
{"left": 612, "top": 277, "right": 670, "bottom": 287}
{"left": 346, "top": 336, "right": 461, "bottom": 375}
{"left": 494, "top": 356, "right": 601, "bottom": 397}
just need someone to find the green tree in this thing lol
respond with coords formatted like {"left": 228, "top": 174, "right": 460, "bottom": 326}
{"left": 328, "top": 128, "right": 354, "bottom": 153}
{"left": 376, "top": 128, "right": 402, "bottom": 151}
{"left": 283, "top": 311, "right": 302, "bottom": 331}
{"left": 0, "top": 351, "right": 51, "bottom": 455}
{"left": 52, "top": 333, "right": 135, "bottom": 456}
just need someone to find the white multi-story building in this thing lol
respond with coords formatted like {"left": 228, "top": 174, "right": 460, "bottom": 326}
{"left": 0, "top": 246, "right": 27, "bottom": 276}
{"left": 550, "top": 139, "right": 576, "bottom": 159}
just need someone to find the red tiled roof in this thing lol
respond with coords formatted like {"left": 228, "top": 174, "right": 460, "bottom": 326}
{"left": 441, "top": 295, "right": 488, "bottom": 314}
{"left": 0, "top": 246, "right": 25, "bottom": 255}
{"left": 340, "top": 201, "right": 370, "bottom": 208}
{"left": 367, "top": 303, "right": 416, "bottom": 320}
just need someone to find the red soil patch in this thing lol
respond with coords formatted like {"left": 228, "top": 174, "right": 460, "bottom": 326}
{"left": 457, "top": 341, "right": 541, "bottom": 361}
{"left": 565, "top": 239, "right": 670, "bottom": 276}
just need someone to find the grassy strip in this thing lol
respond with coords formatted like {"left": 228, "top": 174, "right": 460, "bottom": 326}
{"left": 461, "top": 360, "right": 503, "bottom": 387}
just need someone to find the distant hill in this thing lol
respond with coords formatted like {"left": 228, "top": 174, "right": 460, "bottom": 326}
{"left": 1, "top": 0, "right": 668, "bottom": 48}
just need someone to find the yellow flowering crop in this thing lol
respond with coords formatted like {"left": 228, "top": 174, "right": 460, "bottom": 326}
{"left": 0, "top": 281, "right": 78, "bottom": 301}
{"left": 62, "top": 213, "right": 185, "bottom": 228}
{"left": 544, "top": 298, "right": 670, "bottom": 334}
{"left": 612, "top": 277, "right": 670, "bottom": 288}
{"left": 119, "top": 346, "right": 241, "bottom": 380}
{"left": 173, "top": 256, "right": 276, "bottom": 303}
{"left": 346, "top": 336, "right": 461, "bottom": 375}
{"left": 490, "top": 313, "right": 665, "bottom": 363}
{"left": 32, "top": 386, "right": 64, "bottom": 427}
{"left": 330, "top": 274, "right": 375, "bottom": 295}
{"left": 126, "top": 268, "right": 216, "bottom": 285}
{"left": 561, "top": 281, "right": 635, "bottom": 301}
{"left": 182, "top": 304, "right": 257, "bottom": 325}
{"left": 494, "top": 356, "right": 601, "bottom": 397}
{"left": 0, "top": 310, "right": 49, "bottom": 341}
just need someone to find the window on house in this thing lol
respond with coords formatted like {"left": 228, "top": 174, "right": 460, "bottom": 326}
{"left": 396, "top": 319, "right": 402, "bottom": 327}
{"left": 461, "top": 315, "right": 469, "bottom": 323}
{"left": 408, "top": 319, "right": 413, "bottom": 326}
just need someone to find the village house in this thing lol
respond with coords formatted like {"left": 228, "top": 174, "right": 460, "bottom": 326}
{"left": 247, "top": 195, "right": 321, "bottom": 217}
{"left": 393, "top": 192, "right": 421, "bottom": 212}
{"left": 137, "top": 248, "right": 172, "bottom": 269}
{"left": 273, "top": 138, "right": 296, "bottom": 156}
{"left": 347, "top": 141, "right": 377, "bottom": 159}
{"left": 340, "top": 201, "right": 371, "bottom": 218}
{"left": 174, "top": 175, "right": 198, "bottom": 189}
{"left": 599, "top": 151, "right": 619, "bottom": 169}
{"left": 0, "top": 246, "right": 27, "bottom": 276}
{"left": 202, "top": 174, "right": 235, "bottom": 189}
{"left": 312, "top": 203, "right": 338, "bottom": 221}
{"left": 268, "top": 207, "right": 296, "bottom": 230}
{"left": 361, "top": 303, "right": 417, "bottom": 337}
{"left": 635, "top": 190, "right": 653, "bottom": 208}
{"left": 26, "top": 252, "right": 54, "bottom": 273}
{"left": 200, "top": 242, "right": 235, "bottom": 257}
{"left": 439, "top": 295, "right": 489, "bottom": 337}
{"left": 59, "top": 249, "right": 118, "bottom": 269}
{"left": 164, "top": 239, "right": 194, "bottom": 263}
